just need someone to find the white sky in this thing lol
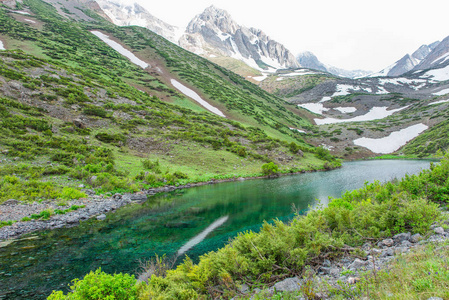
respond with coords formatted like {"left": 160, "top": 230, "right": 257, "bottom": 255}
{"left": 134, "top": 0, "right": 449, "bottom": 72}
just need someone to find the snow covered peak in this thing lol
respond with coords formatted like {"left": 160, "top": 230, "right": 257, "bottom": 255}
{"left": 95, "top": 0, "right": 181, "bottom": 43}
{"left": 181, "top": 6, "right": 299, "bottom": 71}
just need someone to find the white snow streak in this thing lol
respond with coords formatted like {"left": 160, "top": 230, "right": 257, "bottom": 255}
{"left": 171, "top": 79, "right": 225, "bottom": 117}
{"left": 428, "top": 99, "right": 449, "bottom": 106}
{"left": 353, "top": 124, "right": 428, "bottom": 154}
{"left": 315, "top": 106, "right": 407, "bottom": 125}
{"left": 0, "top": 40, "right": 4, "bottom": 51}
{"left": 91, "top": 31, "right": 149, "bottom": 69}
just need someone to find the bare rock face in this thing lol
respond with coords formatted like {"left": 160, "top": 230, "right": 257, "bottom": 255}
{"left": 180, "top": 5, "right": 299, "bottom": 71}
{"left": 95, "top": 0, "right": 181, "bottom": 44}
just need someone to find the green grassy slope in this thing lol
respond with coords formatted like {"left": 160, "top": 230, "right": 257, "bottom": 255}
{"left": 0, "top": 0, "right": 339, "bottom": 202}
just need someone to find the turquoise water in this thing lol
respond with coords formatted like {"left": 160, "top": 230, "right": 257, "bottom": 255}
{"left": 0, "top": 160, "right": 431, "bottom": 299}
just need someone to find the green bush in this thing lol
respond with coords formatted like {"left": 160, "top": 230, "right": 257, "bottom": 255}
{"left": 261, "top": 162, "right": 279, "bottom": 176}
{"left": 47, "top": 268, "right": 138, "bottom": 300}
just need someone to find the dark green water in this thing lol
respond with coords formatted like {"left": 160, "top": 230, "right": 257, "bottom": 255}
{"left": 0, "top": 160, "right": 431, "bottom": 299}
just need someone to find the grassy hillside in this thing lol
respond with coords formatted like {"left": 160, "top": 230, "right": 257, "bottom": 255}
{"left": 0, "top": 0, "right": 340, "bottom": 202}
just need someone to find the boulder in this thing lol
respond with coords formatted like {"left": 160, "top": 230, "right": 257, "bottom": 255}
{"left": 273, "top": 277, "right": 302, "bottom": 292}
{"left": 73, "top": 118, "right": 87, "bottom": 129}
{"left": 434, "top": 227, "right": 445, "bottom": 235}
{"left": 393, "top": 232, "right": 411, "bottom": 243}
{"left": 348, "top": 258, "right": 368, "bottom": 270}
{"left": 96, "top": 214, "right": 106, "bottom": 221}
{"left": 381, "top": 238, "right": 394, "bottom": 247}
{"left": 410, "top": 233, "right": 422, "bottom": 243}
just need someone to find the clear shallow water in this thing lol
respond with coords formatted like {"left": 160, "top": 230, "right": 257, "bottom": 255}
{"left": 0, "top": 160, "right": 431, "bottom": 299}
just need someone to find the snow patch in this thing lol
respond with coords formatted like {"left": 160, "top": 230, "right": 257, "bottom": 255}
{"left": 334, "top": 107, "right": 357, "bottom": 113}
{"left": 422, "top": 65, "right": 449, "bottom": 81}
{"left": 253, "top": 74, "right": 268, "bottom": 82}
{"left": 332, "top": 84, "right": 366, "bottom": 97}
{"left": 171, "top": 79, "right": 225, "bottom": 117}
{"left": 13, "top": 11, "right": 30, "bottom": 15}
{"left": 289, "top": 127, "right": 306, "bottom": 133}
{"left": 428, "top": 99, "right": 449, "bottom": 106}
{"left": 91, "top": 31, "right": 149, "bottom": 69}
{"left": 276, "top": 77, "right": 284, "bottom": 81}
{"left": 320, "top": 96, "right": 332, "bottom": 102}
{"left": 433, "top": 88, "right": 449, "bottom": 96}
{"left": 0, "top": 40, "right": 4, "bottom": 51}
{"left": 298, "top": 103, "right": 329, "bottom": 115}
{"left": 24, "top": 19, "right": 36, "bottom": 23}
{"left": 353, "top": 124, "right": 428, "bottom": 154}
{"left": 315, "top": 106, "right": 408, "bottom": 125}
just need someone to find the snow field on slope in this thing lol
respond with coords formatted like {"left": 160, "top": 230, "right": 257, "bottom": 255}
{"left": 423, "top": 65, "right": 449, "bottom": 81}
{"left": 170, "top": 79, "right": 225, "bottom": 117}
{"left": 314, "top": 106, "right": 408, "bottom": 125}
{"left": 298, "top": 103, "right": 329, "bottom": 115}
{"left": 433, "top": 88, "right": 449, "bottom": 96}
{"left": 91, "top": 31, "right": 149, "bottom": 69}
{"left": 0, "top": 40, "right": 4, "bottom": 50}
{"left": 353, "top": 124, "right": 428, "bottom": 154}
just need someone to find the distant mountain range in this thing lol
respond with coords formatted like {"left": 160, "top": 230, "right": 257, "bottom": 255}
{"left": 95, "top": 0, "right": 373, "bottom": 78}
{"left": 96, "top": 0, "right": 449, "bottom": 82}
{"left": 368, "top": 37, "right": 449, "bottom": 78}
{"left": 296, "top": 51, "right": 372, "bottom": 78}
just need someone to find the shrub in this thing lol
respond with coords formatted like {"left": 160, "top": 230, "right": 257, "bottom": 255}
{"left": 261, "top": 162, "right": 279, "bottom": 176}
{"left": 60, "top": 187, "right": 87, "bottom": 200}
{"left": 48, "top": 268, "right": 138, "bottom": 300}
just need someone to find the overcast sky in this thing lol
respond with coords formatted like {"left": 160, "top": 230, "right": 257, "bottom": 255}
{"left": 135, "top": 0, "right": 449, "bottom": 72}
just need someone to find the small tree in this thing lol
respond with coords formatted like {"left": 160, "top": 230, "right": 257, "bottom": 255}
{"left": 261, "top": 162, "right": 279, "bottom": 176}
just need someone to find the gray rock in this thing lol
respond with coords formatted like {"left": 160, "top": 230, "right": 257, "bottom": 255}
{"left": 323, "top": 259, "right": 331, "bottom": 267}
{"left": 381, "top": 248, "right": 394, "bottom": 257}
{"left": 273, "top": 277, "right": 302, "bottom": 292}
{"left": 239, "top": 283, "right": 249, "bottom": 293}
{"left": 394, "top": 247, "right": 409, "bottom": 254}
{"left": 381, "top": 238, "right": 394, "bottom": 247}
{"left": 96, "top": 214, "right": 106, "bottom": 221}
{"left": 410, "top": 233, "right": 422, "bottom": 243}
{"left": 1, "top": 199, "right": 19, "bottom": 206}
{"left": 401, "top": 240, "right": 413, "bottom": 248}
{"left": 130, "top": 193, "right": 147, "bottom": 201}
{"left": 349, "top": 258, "right": 368, "bottom": 270}
{"left": 434, "top": 227, "right": 445, "bottom": 235}
{"left": 393, "top": 232, "right": 411, "bottom": 243}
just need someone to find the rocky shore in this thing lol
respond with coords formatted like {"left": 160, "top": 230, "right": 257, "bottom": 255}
{"left": 0, "top": 184, "right": 200, "bottom": 241}
{"left": 241, "top": 218, "right": 449, "bottom": 300}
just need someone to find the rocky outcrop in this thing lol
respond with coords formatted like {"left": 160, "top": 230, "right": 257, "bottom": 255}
{"left": 95, "top": 0, "right": 181, "bottom": 44}
{"left": 413, "top": 36, "right": 449, "bottom": 71}
{"left": 180, "top": 6, "right": 299, "bottom": 71}
{"left": 297, "top": 51, "right": 371, "bottom": 78}
{"left": 369, "top": 41, "right": 441, "bottom": 77}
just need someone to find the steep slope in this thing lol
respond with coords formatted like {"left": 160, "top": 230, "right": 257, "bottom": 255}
{"left": 297, "top": 51, "right": 371, "bottom": 78}
{"left": 95, "top": 0, "right": 181, "bottom": 44}
{"left": 179, "top": 6, "right": 299, "bottom": 72}
{"left": 369, "top": 42, "right": 439, "bottom": 77}
{"left": 413, "top": 36, "right": 449, "bottom": 71}
{"left": 0, "top": 0, "right": 338, "bottom": 202}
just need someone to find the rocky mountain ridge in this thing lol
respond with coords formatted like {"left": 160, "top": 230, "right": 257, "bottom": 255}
{"left": 297, "top": 51, "right": 371, "bottom": 78}
{"left": 368, "top": 41, "right": 440, "bottom": 77}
